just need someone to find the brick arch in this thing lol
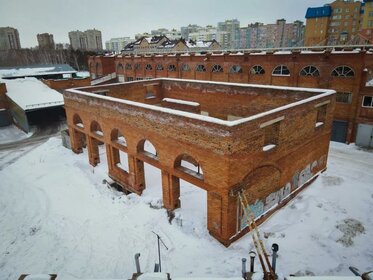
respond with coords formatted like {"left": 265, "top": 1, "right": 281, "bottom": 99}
{"left": 72, "top": 113, "right": 84, "bottom": 128}
{"left": 137, "top": 138, "right": 158, "bottom": 158}
{"left": 110, "top": 128, "right": 127, "bottom": 146}
{"left": 90, "top": 120, "right": 103, "bottom": 136}
{"left": 174, "top": 153, "right": 204, "bottom": 180}
{"left": 241, "top": 164, "right": 282, "bottom": 204}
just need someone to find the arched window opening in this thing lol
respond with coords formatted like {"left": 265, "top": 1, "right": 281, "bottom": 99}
{"left": 230, "top": 65, "right": 242, "bottom": 73}
{"left": 156, "top": 64, "right": 164, "bottom": 71}
{"left": 125, "top": 63, "right": 132, "bottom": 70}
{"left": 117, "top": 63, "right": 124, "bottom": 71}
{"left": 138, "top": 139, "right": 158, "bottom": 160}
{"left": 212, "top": 64, "right": 223, "bottom": 73}
{"left": 135, "top": 63, "right": 141, "bottom": 70}
{"left": 181, "top": 64, "right": 190, "bottom": 71}
{"left": 73, "top": 114, "right": 84, "bottom": 128}
{"left": 175, "top": 154, "right": 204, "bottom": 180}
{"left": 331, "top": 66, "right": 354, "bottom": 77}
{"left": 251, "top": 65, "right": 265, "bottom": 75}
{"left": 111, "top": 129, "right": 127, "bottom": 146}
{"left": 300, "top": 66, "right": 320, "bottom": 76}
{"left": 145, "top": 64, "right": 153, "bottom": 70}
{"left": 272, "top": 65, "right": 290, "bottom": 76}
{"left": 168, "top": 64, "right": 177, "bottom": 71}
{"left": 90, "top": 121, "right": 103, "bottom": 137}
{"left": 196, "top": 64, "right": 207, "bottom": 72}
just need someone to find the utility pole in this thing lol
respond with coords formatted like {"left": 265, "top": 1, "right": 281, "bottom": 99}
{"left": 152, "top": 231, "right": 168, "bottom": 272}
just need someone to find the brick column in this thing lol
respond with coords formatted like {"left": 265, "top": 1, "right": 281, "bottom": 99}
{"left": 207, "top": 191, "right": 237, "bottom": 246}
{"left": 69, "top": 127, "right": 84, "bottom": 154}
{"left": 87, "top": 136, "right": 100, "bottom": 166}
{"left": 161, "top": 171, "right": 181, "bottom": 210}
{"left": 128, "top": 155, "right": 145, "bottom": 193}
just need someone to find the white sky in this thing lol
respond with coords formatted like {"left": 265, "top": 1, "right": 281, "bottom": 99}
{"left": 0, "top": 0, "right": 328, "bottom": 48}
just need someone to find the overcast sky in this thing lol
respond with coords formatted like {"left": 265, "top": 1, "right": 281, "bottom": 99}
{"left": 0, "top": 0, "right": 328, "bottom": 48}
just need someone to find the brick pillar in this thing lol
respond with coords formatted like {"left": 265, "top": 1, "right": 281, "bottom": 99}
{"left": 87, "top": 136, "right": 100, "bottom": 166}
{"left": 69, "top": 127, "right": 84, "bottom": 154}
{"left": 207, "top": 191, "right": 237, "bottom": 246}
{"left": 161, "top": 171, "right": 181, "bottom": 210}
{"left": 128, "top": 155, "right": 145, "bottom": 193}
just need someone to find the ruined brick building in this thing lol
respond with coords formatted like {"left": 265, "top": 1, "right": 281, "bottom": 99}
{"left": 64, "top": 79, "right": 335, "bottom": 245}
{"left": 89, "top": 49, "right": 373, "bottom": 147}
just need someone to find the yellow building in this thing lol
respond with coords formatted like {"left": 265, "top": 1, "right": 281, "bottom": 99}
{"left": 305, "top": 0, "right": 368, "bottom": 46}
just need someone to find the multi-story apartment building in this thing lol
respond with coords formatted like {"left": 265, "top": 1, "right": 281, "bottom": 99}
{"left": 85, "top": 29, "right": 103, "bottom": 51}
{"left": 360, "top": 0, "right": 373, "bottom": 42}
{"left": 105, "top": 37, "right": 132, "bottom": 53}
{"left": 239, "top": 20, "right": 305, "bottom": 49}
{"left": 150, "top": 28, "right": 181, "bottom": 40}
{"left": 69, "top": 29, "right": 102, "bottom": 51}
{"left": 188, "top": 26, "right": 217, "bottom": 42}
{"left": 217, "top": 19, "right": 240, "bottom": 48}
{"left": 180, "top": 24, "right": 202, "bottom": 39}
{"left": 37, "top": 33, "right": 55, "bottom": 49}
{"left": 305, "top": 0, "right": 368, "bottom": 46}
{"left": 0, "top": 27, "right": 21, "bottom": 50}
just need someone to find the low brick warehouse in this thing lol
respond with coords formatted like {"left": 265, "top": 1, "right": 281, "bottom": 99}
{"left": 64, "top": 79, "right": 335, "bottom": 245}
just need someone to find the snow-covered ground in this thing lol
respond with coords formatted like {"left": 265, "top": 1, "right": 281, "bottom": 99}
{"left": 0, "top": 138, "right": 372, "bottom": 279}
{"left": 0, "top": 125, "right": 32, "bottom": 145}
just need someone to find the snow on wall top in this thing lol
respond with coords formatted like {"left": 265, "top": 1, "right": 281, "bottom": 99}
{"left": 0, "top": 64, "right": 77, "bottom": 78}
{"left": 65, "top": 78, "right": 334, "bottom": 128}
{"left": 2, "top": 77, "right": 64, "bottom": 111}
{"left": 162, "top": 98, "right": 200, "bottom": 106}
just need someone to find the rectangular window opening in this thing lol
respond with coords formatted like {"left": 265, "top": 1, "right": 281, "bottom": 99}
{"left": 262, "top": 121, "right": 280, "bottom": 152}
{"left": 316, "top": 105, "right": 327, "bottom": 127}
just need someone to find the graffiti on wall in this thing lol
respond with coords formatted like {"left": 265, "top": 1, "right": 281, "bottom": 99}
{"left": 239, "top": 155, "right": 326, "bottom": 231}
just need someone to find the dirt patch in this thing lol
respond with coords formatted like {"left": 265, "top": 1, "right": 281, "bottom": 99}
{"left": 335, "top": 218, "right": 365, "bottom": 247}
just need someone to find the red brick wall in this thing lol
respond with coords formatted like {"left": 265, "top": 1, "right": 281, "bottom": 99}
{"left": 42, "top": 78, "right": 91, "bottom": 91}
{"left": 64, "top": 79, "right": 335, "bottom": 245}
{"left": 97, "top": 50, "right": 370, "bottom": 143}
{"left": 0, "top": 83, "right": 8, "bottom": 109}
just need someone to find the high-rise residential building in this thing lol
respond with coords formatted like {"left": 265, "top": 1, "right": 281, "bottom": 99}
{"left": 304, "top": 0, "right": 367, "bottom": 46}
{"left": 180, "top": 24, "right": 202, "bottom": 39}
{"left": 360, "top": 0, "right": 373, "bottom": 42}
{"left": 217, "top": 19, "right": 240, "bottom": 48}
{"left": 0, "top": 27, "right": 21, "bottom": 50}
{"left": 188, "top": 26, "right": 217, "bottom": 42}
{"left": 105, "top": 37, "right": 132, "bottom": 53}
{"left": 37, "top": 33, "right": 55, "bottom": 49}
{"left": 69, "top": 29, "right": 102, "bottom": 51}
{"left": 85, "top": 29, "right": 103, "bottom": 51}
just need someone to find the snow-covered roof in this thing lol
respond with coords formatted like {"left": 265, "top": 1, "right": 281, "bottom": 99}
{"left": 0, "top": 64, "right": 77, "bottom": 79}
{"left": 2, "top": 77, "right": 64, "bottom": 111}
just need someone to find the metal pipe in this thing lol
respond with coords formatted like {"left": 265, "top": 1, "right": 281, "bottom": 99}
{"left": 271, "top": 243, "right": 279, "bottom": 274}
{"left": 249, "top": 251, "right": 256, "bottom": 273}
{"left": 134, "top": 253, "right": 141, "bottom": 273}
{"left": 242, "top": 258, "right": 247, "bottom": 278}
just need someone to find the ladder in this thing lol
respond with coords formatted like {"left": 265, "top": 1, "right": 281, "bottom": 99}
{"left": 238, "top": 190, "right": 276, "bottom": 280}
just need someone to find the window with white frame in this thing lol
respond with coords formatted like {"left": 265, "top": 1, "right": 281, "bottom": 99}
{"left": 168, "top": 64, "right": 177, "bottom": 71}
{"left": 362, "top": 96, "right": 373, "bottom": 108}
{"left": 181, "top": 64, "right": 190, "bottom": 71}
{"left": 272, "top": 65, "right": 290, "bottom": 76}
{"left": 331, "top": 66, "right": 354, "bottom": 77}
{"left": 212, "top": 64, "right": 223, "bottom": 73}
{"left": 196, "top": 64, "right": 207, "bottom": 72}
{"left": 250, "top": 65, "right": 265, "bottom": 75}
{"left": 300, "top": 66, "right": 320, "bottom": 77}
{"left": 230, "top": 65, "right": 242, "bottom": 73}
